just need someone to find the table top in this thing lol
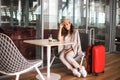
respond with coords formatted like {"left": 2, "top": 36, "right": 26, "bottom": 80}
{"left": 24, "top": 39, "right": 73, "bottom": 47}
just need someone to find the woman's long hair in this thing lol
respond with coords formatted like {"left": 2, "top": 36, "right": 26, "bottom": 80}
{"left": 61, "top": 23, "right": 74, "bottom": 37}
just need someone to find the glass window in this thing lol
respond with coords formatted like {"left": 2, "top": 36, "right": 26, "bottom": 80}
{"left": 0, "top": 0, "right": 49, "bottom": 27}
{"left": 115, "top": 0, "right": 120, "bottom": 52}
{"left": 116, "top": 0, "right": 120, "bottom": 26}
{"left": 58, "top": 0, "right": 85, "bottom": 28}
{"left": 89, "top": 0, "right": 107, "bottom": 44}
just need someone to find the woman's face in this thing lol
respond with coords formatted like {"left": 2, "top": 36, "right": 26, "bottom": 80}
{"left": 63, "top": 20, "right": 71, "bottom": 31}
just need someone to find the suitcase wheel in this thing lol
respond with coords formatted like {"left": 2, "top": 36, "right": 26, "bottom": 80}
{"left": 87, "top": 72, "right": 92, "bottom": 74}
{"left": 102, "top": 71, "right": 105, "bottom": 73}
{"left": 94, "top": 71, "right": 104, "bottom": 76}
{"left": 95, "top": 73, "right": 99, "bottom": 76}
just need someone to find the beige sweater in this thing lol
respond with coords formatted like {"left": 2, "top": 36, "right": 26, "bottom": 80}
{"left": 58, "top": 29, "right": 84, "bottom": 56}
{"left": 71, "top": 29, "right": 84, "bottom": 56}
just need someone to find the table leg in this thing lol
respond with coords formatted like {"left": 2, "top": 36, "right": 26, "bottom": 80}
{"left": 41, "top": 46, "right": 44, "bottom": 68}
{"left": 36, "top": 46, "right": 61, "bottom": 80}
{"left": 47, "top": 46, "right": 51, "bottom": 78}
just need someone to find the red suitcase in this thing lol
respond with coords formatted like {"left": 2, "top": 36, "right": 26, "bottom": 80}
{"left": 86, "top": 46, "right": 92, "bottom": 73}
{"left": 86, "top": 45, "right": 105, "bottom": 75}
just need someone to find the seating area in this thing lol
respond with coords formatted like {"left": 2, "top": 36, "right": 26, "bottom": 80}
{"left": 0, "top": 53, "right": 120, "bottom": 80}
{"left": 0, "top": 33, "right": 45, "bottom": 80}
{"left": 0, "top": 27, "right": 90, "bottom": 80}
{"left": 1, "top": 0, "right": 120, "bottom": 80}
{"left": 0, "top": 26, "right": 59, "bottom": 60}
{"left": 0, "top": 26, "right": 36, "bottom": 59}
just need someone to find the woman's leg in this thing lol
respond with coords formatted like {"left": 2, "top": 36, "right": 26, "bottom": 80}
{"left": 66, "top": 51, "right": 80, "bottom": 68}
{"left": 66, "top": 51, "right": 87, "bottom": 77}
{"left": 59, "top": 51, "right": 73, "bottom": 70}
{"left": 59, "top": 51, "right": 81, "bottom": 77}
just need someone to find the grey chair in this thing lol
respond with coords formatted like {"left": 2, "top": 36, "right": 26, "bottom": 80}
{"left": 0, "top": 33, "right": 45, "bottom": 80}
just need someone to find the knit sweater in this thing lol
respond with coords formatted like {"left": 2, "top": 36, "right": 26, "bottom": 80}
{"left": 58, "top": 29, "right": 84, "bottom": 56}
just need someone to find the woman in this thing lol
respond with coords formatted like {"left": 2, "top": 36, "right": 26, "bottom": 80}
{"left": 58, "top": 18, "right": 87, "bottom": 77}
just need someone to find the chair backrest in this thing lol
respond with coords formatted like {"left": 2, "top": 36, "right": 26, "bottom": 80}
{"left": 0, "top": 33, "right": 29, "bottom": 74}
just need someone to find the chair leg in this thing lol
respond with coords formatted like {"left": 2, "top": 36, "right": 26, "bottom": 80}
{"left": 16, "top": 74, "right": 20, "bottom": 80}
{"left": 35, "top": 67, "right": 45, "bottom": 80}
{"left": 50, "top": 56, "right": 56, "bottom": 67}
{"left": 80, "top": 55, "right": 85, "bottom": 66}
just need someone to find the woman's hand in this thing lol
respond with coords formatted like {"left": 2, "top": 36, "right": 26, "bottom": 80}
{"left": 58, "top": 23, "right": 64, "bottom": 41}
{"left": 59, "top": 23, "right": 65, "bottom": 29}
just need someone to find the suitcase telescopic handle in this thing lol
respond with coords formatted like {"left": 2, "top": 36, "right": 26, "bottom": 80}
{"left": 89, "top": 28, "right": 95, "bottom": 45}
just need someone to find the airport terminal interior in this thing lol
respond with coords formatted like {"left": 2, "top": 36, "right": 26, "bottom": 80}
{"left": 0, "top": 0, "right": 120, "bottom": 80}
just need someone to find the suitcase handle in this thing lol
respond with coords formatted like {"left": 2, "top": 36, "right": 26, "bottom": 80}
{"left": 89, "top": 28, "right": 95, "bottom": 45}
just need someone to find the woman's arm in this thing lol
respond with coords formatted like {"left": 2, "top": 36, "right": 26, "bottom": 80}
{"left": 58, "top": 23, "right": 64, "bottom": 41}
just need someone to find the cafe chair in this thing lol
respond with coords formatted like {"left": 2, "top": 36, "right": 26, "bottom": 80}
{"left": 0, "top": 33, "right": 45, "bottom": 80}
{"left": 50, "top": 46, "right": 85, "bottom": 67}
{"left": 50, "top": 46, "right": 59, "bottom": 66}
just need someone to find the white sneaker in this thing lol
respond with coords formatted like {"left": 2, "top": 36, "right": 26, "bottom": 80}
{"left": 80, "top": 66, "right": 87, "bottom": 78}
{"left": 73, "top": 69, "right": 81, "bottom": 77}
